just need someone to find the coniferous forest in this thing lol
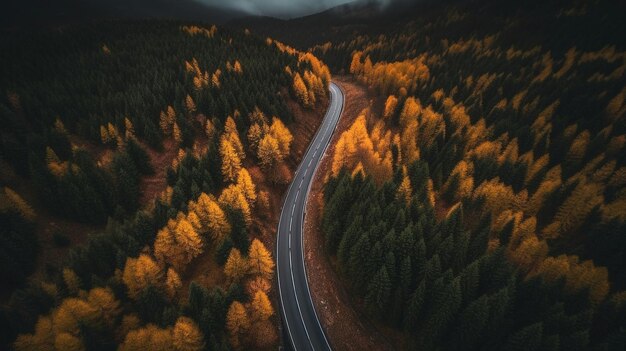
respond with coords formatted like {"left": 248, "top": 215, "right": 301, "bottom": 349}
{"left": 0, "top": 20, "right": 330, "bottom": 350}
{"left": 308, "top": 0, "right": 626, "bottom": 350}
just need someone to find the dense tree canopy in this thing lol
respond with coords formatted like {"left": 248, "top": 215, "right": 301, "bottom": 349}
{"left": 0, "top": 20, "right": 326, "bottom": 350}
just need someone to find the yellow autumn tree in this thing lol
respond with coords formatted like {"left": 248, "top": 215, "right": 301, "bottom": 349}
{"left": 401, "top": 119, "right": 420, "bottom": 164}
{"left": 165, "top": 268, "right": 182, "bottom": 300}
{"left": 86, "top": 287, "right": 120, "bottom": 326}
{"left": 383, "top": 95, "right": 398, "bottom": 119}
{"left": 224, "top": 248, "right": 248, "bottom": 282}
{"left": 219, "top": 185, "right": 251, "bottom": 224}
{"left": 54, "top": 333, "right": 83, "bottom": 351}
{"left": 174, "top": 217, "right": 204, "bottom": 260}
{"left": 397, "top": 174, "right": 413, "bottom": 204}
{"left": 331, "top": 115, "right": 392, "bottom": 183}
{"left": 15, "top": 287, "right": 120, "bottom": 351}
{"left": 248, "top": 239, "right": 275, "bottom": 279}
{"left": 185, "top": 95, "right": 197, "bottom": 114}
{"left": 236, "top": 168, "right": 257, "bottom": 207}
{"left": 269, "top": 117, "right": 293, "bottom": 158}
{"left": 160, "top": 105, "right": 176, "bottom": 136}
{"left": 529, "top": 255, "right": 610, "bottom": 305}
{"left": 124, "top": 117, "right": 135, "bottom": 139}
{"left": 257, "top": 134, "right": 282, "bottom": 171}
{"left": 247, "top": 123, "right": 265, "bottom": 153}
{"left": 122, "top": 254, "right": 164, "bottom": 299}
{"left": 541, "top": 181, "right": 603, "bottom": 239}
{"left": 293, "top": 72, "right": 310, "bottom": 107}
{"left": 508, "top": 236, "right": 548, "bottom": 273}
{"left": 220, "top": 137, "right": 242, "bottom": 183}
{"left": 173, "top": 122, "right": 182, "bottom": 144}
{"left": 472, "top": 178, "right": 521, "bottom": 217}
{"left": 250, "top": 290, "right": 274, "bottom": 321}
{"left": 3, "top": 187, "right": 35, "bottom": 220}
{"left": 399, "top": 97, "right": 421, "bottom": 128}
{"left": 172, "top": 317, "right": 205, "bottom": 351}
{"left": 193, "top": 193, "right": 231, "bottom": 242}
{"left": 226, "top": 301, "right": 250, "bottom": 349}
{"left": 14, "top": 316, "right": 54, "bottom": 351}
{"left": 153, "top": 217, "right": 204, "bottom": 270}
{"left": 119, "top": 324, "right": 173, "bottom": 351}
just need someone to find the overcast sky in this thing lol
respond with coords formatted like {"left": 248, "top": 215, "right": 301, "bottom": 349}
{"left": 194, "top": 0, "right": 409, "bottom": 18}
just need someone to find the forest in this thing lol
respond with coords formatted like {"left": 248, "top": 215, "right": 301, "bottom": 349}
{"left": 313, "top": 0, "right": 626, "bottom": 350}
{"left": 1, "top": 0, "right": 625, "bottom": 350}
{"left": 0, "top": 20, "right": 329, "bottom": 350}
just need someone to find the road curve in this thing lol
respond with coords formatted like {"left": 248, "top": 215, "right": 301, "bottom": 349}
{"left": 276, "top": 82, "right": 343, "bottom": 351}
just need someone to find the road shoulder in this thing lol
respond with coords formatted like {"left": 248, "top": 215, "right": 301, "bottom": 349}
{"left": 303, "top": 77, "right": 394, "bottom": 351}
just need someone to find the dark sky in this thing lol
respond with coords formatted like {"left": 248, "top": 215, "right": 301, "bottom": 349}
{"left": 1, "top": 0, "right": 422, "bottom": 28}
{"left": 194, "top": 0, "right": 419, "bottom": 18}
{"left": 194, "top": 0, "right": 355, "bottom": 18}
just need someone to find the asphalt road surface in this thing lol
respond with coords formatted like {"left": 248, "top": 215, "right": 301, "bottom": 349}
{"left": 276, "top": 82, "right": 343, "bottom": 351}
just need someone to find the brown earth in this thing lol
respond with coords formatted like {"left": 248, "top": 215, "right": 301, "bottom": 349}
{"left": 138, "top": 138, "right": 180, "bottom": 206}
{"left": 303, "top": 76, "right": 395, "bottom": 351}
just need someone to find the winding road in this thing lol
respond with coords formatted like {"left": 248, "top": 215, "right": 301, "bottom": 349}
{"left": 276, "top": 82, "right": 343, "bottom": 351}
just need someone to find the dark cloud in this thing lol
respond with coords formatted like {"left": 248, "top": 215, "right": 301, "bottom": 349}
{"left": 194, "top": 0, "right": 353, "bottom": 18}
{"left": 1, "top": 0, "right": 424, "bottom": 28}
{"left": 193, "top": 0, "right": 423, "bottom": 18}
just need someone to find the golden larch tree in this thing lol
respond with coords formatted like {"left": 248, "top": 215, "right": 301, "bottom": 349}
{"left": 119, "top": 324, "right": 173, "bottom": 351}
{"left": 172, "top": 317, "right": 205, "bottom": 351}
{"left": 100, "top": 125, "right": 111, "bottom": 145}
{"left": 269, "top": 117, "right": 293, "bottom": 158}
{"left": 401, "top": 119, "right": 420, "bottom": 164}
{"left": 257, "top": 134, "right": 282, "bottom": 171}
{"left": 219, "top": 185, "right": 252, "bottom": 224}
{"left": 185, "top": 95, "right": 197, "bottom": 114}
{"left": 166, "top": 268, "right": 182, "bottom": 300}
{"left": 173, "top": 122, "right": 182, "bottom": 145}
{"left": 174, "top": 217, "right": 204, "bottom": 261}
{"left": 383, "top": 95, "right": 398, "bottom": 119}
{"left": 13, "top": 316, "right": 54, "bottom": 351}
{"left": 54, "top": 333, "right": 83, "bottom": 351}
{"left": 236, "top": 168, "right": 257, "bottom": 207}
{"left": 248, "top": 239, "right": 275, "bottom": 279}
{"left": 124, "top": 117, "right": 135, "bottom": 139}
{"left": 250, "top": 290, "right": 274, "bottom": 321}
{"left": 86, "top": 287, "right": 121, "bottom": 327}
{"left": 154, "top": 227, "right": 185, "bottom": 268}
{"left": 226, "top": 301, "right": 250, "bottom": 349}
{"left": 122, "top": 254, "right": 164, "bottom": 299}
{"left": 397, "top": 174, "right": 413, "bottom": 204}
{"left": 224, "top": 116, "right": 238, "bottom": 135}
{"left": 220, "top": 137, "right": 242, "bottom": 183}
{"left": 247, "top": 123, "right": 264, "bottom": 153}
{"left": 293, "top": 72, "right": 310, "bottom": 107}
{"left": 194, "top": 193, "right": 231, "bottom": 242}
{"left": 224, "top": 248, "right": 248, "bottom": 283}
{"left": 4, "top": 187, "right": 35, "bottom": 220}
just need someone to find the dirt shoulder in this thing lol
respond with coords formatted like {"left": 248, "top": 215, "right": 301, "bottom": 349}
{"left": 303, "top": 76, "right": 394, "bottom": 351}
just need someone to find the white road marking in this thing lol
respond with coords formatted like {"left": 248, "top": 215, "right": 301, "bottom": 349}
{"left": 277, "top": 83, "right": 342, "bottom": 351}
